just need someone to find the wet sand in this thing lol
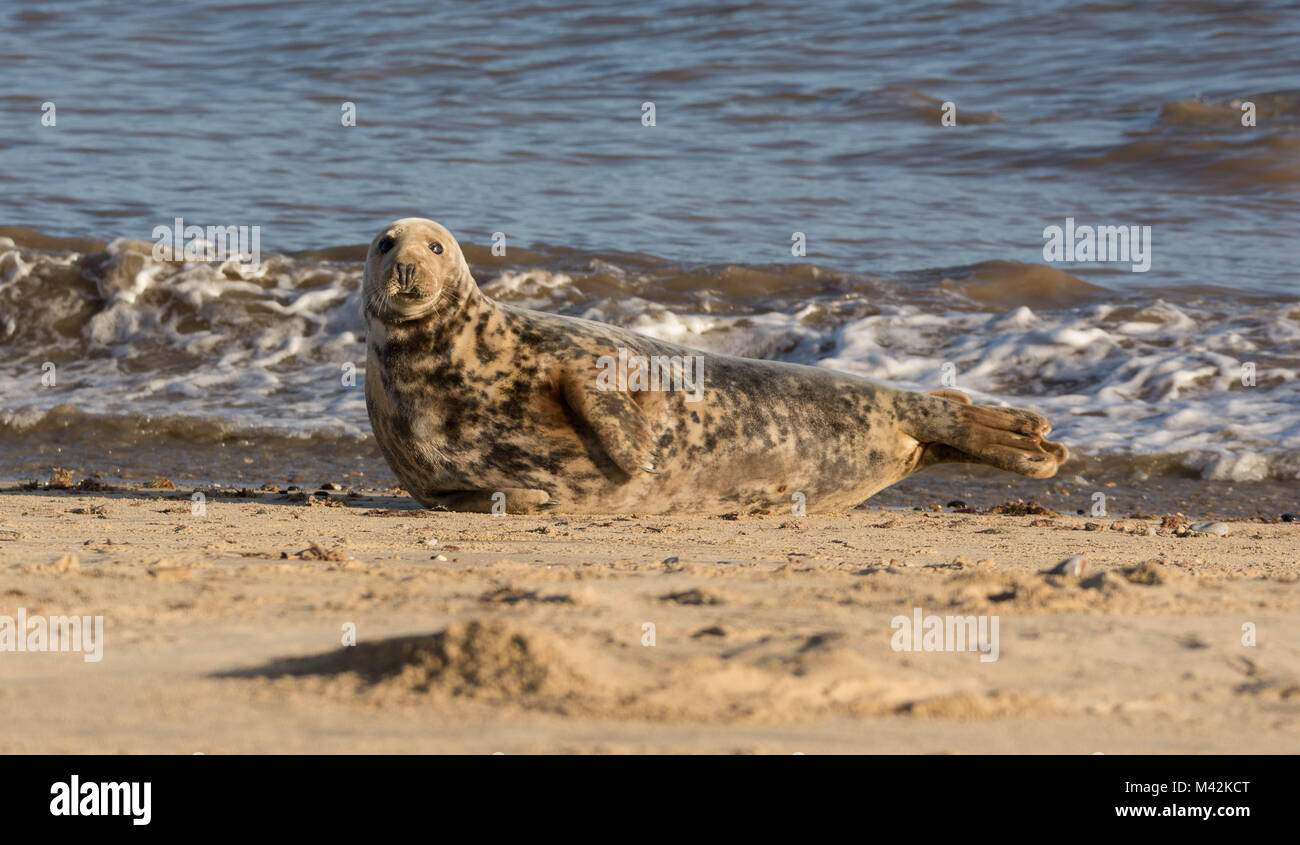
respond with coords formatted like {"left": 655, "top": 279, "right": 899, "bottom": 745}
{"left": 1, "top": 480, "right": 1296, "bottom": 754}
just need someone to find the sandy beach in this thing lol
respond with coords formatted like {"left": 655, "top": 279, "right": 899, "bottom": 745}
{"left": 2, "top": 473, "right": 1296, "bottom": 754}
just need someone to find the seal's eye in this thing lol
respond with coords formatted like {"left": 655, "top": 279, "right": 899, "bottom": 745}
{"left": 376, "top": 236, "right": 395, "bottom": 254}
{"left": 429, "top": 241, "right": 443, "bottom": 255}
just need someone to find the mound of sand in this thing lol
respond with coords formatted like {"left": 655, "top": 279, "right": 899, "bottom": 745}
{"left": 239, "top": 620, "right": 588, "bottom": 703}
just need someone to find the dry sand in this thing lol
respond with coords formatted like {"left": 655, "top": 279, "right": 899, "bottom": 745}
{"left": 0, "top": 478, "right": 1297, "bottom": 754}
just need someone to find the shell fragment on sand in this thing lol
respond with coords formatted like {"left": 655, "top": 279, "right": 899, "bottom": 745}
{"left": 1042, "top": 555, "right": 1087, "bottom": 577}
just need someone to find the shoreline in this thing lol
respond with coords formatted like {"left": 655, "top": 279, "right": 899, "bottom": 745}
{"left": 5, "top": 458, "right": 1298, "bottom": 519}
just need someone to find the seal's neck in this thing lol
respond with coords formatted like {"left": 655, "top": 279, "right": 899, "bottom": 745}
{"left": 368, "top": 284, "right": 495, "bottom": 366}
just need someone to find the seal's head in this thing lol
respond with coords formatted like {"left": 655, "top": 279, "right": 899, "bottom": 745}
{"left": 363, "top": 218, "right": 473, "bottom": 322}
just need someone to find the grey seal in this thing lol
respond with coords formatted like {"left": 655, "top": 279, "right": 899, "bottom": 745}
{"left": 363, "top": 218, "right": 1067, "bottom": 514}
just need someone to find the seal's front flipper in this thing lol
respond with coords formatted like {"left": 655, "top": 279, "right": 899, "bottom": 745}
{"left": 561, "top": 374, "right": 659, "bottom": 476}
{"left": 423, "top": 488, "right": 553, "bottom": 513}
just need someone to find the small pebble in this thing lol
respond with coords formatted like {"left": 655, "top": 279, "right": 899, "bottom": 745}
{"left": 1282, "top": 513, "right": 1299, "bottom": 522}
{"left": 946, "top": 499, "right": 966, "bottom": 509}
{"left": 1044, "top": 555, "right": 1087, "bottom": 576}
{"left": 1188, "top": 521, "right": 1231, "bottom": 536}
{"left": 661, "top": 556, "right": 680, "bottom": 564}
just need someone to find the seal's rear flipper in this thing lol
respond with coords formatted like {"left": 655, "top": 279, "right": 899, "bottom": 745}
{"left": 909, "top": 391, "right": 1068, "bottom": 478}
{"left": 561, "top": 374, "right": 659, "bottom": 476}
